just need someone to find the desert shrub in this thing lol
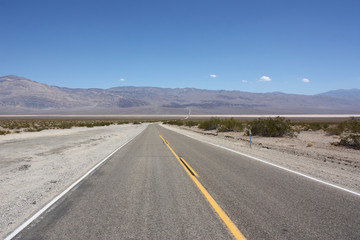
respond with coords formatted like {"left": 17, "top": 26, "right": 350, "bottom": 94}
{"left": 0, "top": 119, "right": 122, "bottom": 134}
{"left": 184, "top": 120, "right": 199, "bottom": 127}
{"left": 0, "top": 130, "right": 11, "bottom": 135}
{"left": 0, "top": 120, "right": 31, "bottom": 129}
{"left": 198, "top": 118, "right": 220, "bottom": 130}
{"left": 332, "top": 134, "right": 360, "bottom": 150}
{"left": 25, "top": 128, "right": 40, "bottom": 132}
{"left": 218, "top": 118, "right": 244, "bottom": 132}
{"left": 164, "top": 120, "right": 184, "bottom": 126}
{"left": 325, "top": 126, "right": 343, "bottom": 136}
{"left": 307, "top": 122, "right": 323, "bottom": 131}
{"left": 118, "top": 121, "right": 130, "bottom": 125}
{"left": 336, "top": 122, "right": 346, "bottom": 132}
{"left": 247, "top": 117, "right": 294, "bottom": 137}
{"left": 92, "top": 121, "right": 112, "bottom": 127}
{"left": 344, "top": 117, "right": 360, "bottom": 133}
{"left": 294, "top": 122, "right": 308, "bottom": 131}
{"left": 59, "top": 122, "right": 73, "bottom": 129}
{"left": 296, "top": 121, "right": 333, "bottom": 132}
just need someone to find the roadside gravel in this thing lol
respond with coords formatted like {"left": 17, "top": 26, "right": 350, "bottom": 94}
{"left": 161, "top": 124, "right": 360, "bottom": 194}
{"left": 0, "top": 123, "right": 148, "bottom": 238}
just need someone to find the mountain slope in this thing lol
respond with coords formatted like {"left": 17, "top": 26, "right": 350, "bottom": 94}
{"left": 1, "top": 75, "right": 359, "bottom": 114}
{"left": 319, "top": 89, "right": 360, "bottom": 103}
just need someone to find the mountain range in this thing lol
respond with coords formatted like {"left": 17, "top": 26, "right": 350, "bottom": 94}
{"left": 0, "top": 75, "right": 359, "bottom": 115}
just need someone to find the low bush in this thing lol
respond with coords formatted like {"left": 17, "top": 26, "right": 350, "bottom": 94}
{"left": 0, "top": 119, "right": 122, "bottom": 134}
{"left": 25, "top": 128, "right": 42, "bottom": 132}
{"left": 343, "top": 117, "right": 360, "bottom": 133}
{"left": 296, "top": 122, "right": 331, "bottom": 132}
{"left": 0, "top": 130, "right": 11, "bottom": 135}
{"left": 218, "top": 118, "right": 244, "bottom": 132}
{"left": 198, "top": 118, "right": 220, "bottom": 130}
{"left": 164, "top": 120, "right": 184, "bottom": 126}
{"left": 118, "top": 121, "right": 130, "bottom": 125}
{"left": 332, "top": 134, "right": 360, "bottom": 150}
{"left": 184, "top": 120, "right": 199, "bottom": 127}
{"left": 325, "top": 126, "right": 343, "bottom": 136}
{"left": 297, "top": 118, "right": 359, "bottom": 134}
{"left": 307, "top": 122, "right": 324, "bottom": 131}
{"left": 247, "top": 117, "right": 294, "bottom": 137}
{"left": 59, "top": 123, "right": 73, "bottom": 129}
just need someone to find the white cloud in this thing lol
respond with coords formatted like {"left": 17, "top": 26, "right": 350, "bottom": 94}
{"left": 119, "top": 78, "right": 125, "bottom": 82}
{"left": 242, "top": 80, "right": 248, "bottom": 83}
{"left": 259, "top": 75, "right": 272, "bottom": 82}
{"left": 210, "top": 74, "right": 217, "bottom": 78}
{"left": 301, "top": 78, "right": 310, "bottom": 83}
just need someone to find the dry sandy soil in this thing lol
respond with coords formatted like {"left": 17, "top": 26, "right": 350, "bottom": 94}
{"left": 161, "top": 124, "right": 360, "bottom": 194}
{"left": 0, "top": 123, "right": 148, "bottom": 238}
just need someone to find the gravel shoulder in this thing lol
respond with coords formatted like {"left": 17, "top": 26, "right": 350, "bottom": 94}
{"left": 0, "top": 123, "right": 148, "bottom": 238}
{"left": 161, "top": 124, "right": 360, "bottom": 194}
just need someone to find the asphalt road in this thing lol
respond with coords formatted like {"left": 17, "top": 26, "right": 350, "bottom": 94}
{"left": 13, "top": 124, "right": 360, "bottom": 239}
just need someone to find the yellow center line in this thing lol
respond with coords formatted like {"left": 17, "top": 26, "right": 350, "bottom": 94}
{"left": 160, "top": 135, "right": 247, "bottom": 240}
{"left": 160, "top": 135, "right": 192, "bottom": 174}
{"left": 180, "top": 157, "right": 199, "bottom": 178}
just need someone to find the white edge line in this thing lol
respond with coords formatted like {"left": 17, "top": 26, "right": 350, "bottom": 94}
{"left": 5, "top": 125, "right": 148, "bottom": 240}
{"left": 160, "top": 125, "right": 360, "bottom": 197}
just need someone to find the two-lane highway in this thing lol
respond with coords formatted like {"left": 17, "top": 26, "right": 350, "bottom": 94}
{"left": 11, "top": 124, "right": 360, "bottom": 239}
{"left": 13, "top": 124, "right": 232, "bottom": 239}
{"left": 159, "top": 125, "right": 360, "bottom": 239}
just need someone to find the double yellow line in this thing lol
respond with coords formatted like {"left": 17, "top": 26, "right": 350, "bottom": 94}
{"left": 160, "top": 135, "right": 246, "bottom": 240}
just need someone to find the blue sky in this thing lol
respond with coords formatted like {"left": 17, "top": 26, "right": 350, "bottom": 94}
{"left": 1, "top": 0, "right": 359, "bottom": 94}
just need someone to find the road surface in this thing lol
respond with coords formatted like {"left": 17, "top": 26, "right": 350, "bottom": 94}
{"left": 11, "top": 124, "right": 360, "bottom": 239}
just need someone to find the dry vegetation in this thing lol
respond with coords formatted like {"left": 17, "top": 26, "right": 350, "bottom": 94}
{"left": 1, "top": 117, "right": 359, "bottom": 150}
{"left": 0, "top": 119, "right": 148, "bottom": 135}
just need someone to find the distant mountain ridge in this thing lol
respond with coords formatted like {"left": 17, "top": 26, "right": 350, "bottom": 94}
{"left": 0, "top": 75, "right": 359, "bottom": 115}
{"left": 319, "top": 89, "right": 360, "bottom": 103}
